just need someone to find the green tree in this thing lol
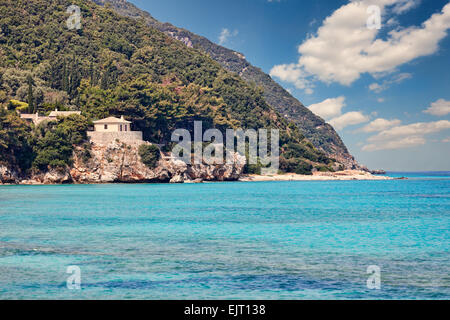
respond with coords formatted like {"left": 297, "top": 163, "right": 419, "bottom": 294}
{"left": 0, "top": 108, "right": 34, "bottom": 173}
{"left": 138, "top": 144, "right": 161, "bottom": 169}
{"left": 32, "top": 114, "right": 89, "bottom": 171}
{"left": 62, "top": 59, "right": 69, "bottom": 93}
{"left": 89, "top": 59, "right": 95, "bottom": 86}
{"left": 100, "top": 69, "right": 109, "bottom": 90}
{"left": 26, "top": 75, "right": 35, "bottom": 113}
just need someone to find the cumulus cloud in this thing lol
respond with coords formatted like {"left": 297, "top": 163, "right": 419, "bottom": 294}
{"left": 329, "top": 112, "right": 370, "bottom": 130}
{"left": 218, "top": 28, "right": 238, "bottom": 45}
{"left": 308, "top": 96, "right": 369, "bottom": 130}
{"left": 308, "top": 96, "right": 346, "bottom": 120}
{"left": 270, "top": 0, "right": 450, "bottom": 88}
{"left": 363, "top": 120, "right": 450, "bottom": 151}
{"left": 423, "top": 99, "right": 450, "bottom": 116}
{"left": 269, "top": 63, "right": 313, "bottom": 92}
{"left": 360, "top": 118, "right": 402, "bottom": 132}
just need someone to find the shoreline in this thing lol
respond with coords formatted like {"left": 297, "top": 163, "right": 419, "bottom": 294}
{"left": 0, "top": 170, "right": 400, "bottom": 185}
{"left": 239, "top": 170, "right": 397, "bottom": 182}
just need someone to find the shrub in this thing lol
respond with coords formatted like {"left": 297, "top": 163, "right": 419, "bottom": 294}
{"left": 244, "top": 163, "right": 261, "bottom": 175}
{"left": 139, "top": 144, "right": 161, "bottom": 169}
{"left": 80, "top": 143, "right": 92, "bottom": 163}
{"left": 8, "top": 99, "right": 29, "bottom": 113}
{"left": 0, "top": 109, "right": 34, "bottom": 172}
{"left": 294, "top": 162, "right": 313, "bottom": 175}
{"left": 279, "top": 156, "right": 313, "bottom": 175}
{"left": 32, "top": 114, "right": 89, "bottom": 171}
{"left": 316, "top": 165, "right": 332, "bottom": 172}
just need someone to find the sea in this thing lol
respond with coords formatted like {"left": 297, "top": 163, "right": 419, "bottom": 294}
{"left": 0, "top": 172, "right": 449, "bottom": 299}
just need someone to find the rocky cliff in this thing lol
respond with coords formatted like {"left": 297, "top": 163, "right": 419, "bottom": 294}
{"left": 0, "top": 141, "right": 246, "bottom": 185}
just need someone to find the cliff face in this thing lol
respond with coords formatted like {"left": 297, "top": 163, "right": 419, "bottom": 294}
{"left": 93, "top": 0, "right": 360, "bottom": 169}
{"left": 0, "top": 141, "right": 245, "bottom": 185}
{"left": 0, "top": 166, "right": 19, "bottom": 184}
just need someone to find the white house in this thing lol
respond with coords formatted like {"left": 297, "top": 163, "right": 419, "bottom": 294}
{"left": 88, "top": 115, "right": 143, "bottom": 145}
{"left": 93, "top": 116, "right": 132, "bottom": 132}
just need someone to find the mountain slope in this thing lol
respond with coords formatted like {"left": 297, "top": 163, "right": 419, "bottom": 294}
{"left": 0, "top": 0, "right": 335, "bottom": 176}
{"left": 93, "top": 0, "right": 359, "bottom": 169}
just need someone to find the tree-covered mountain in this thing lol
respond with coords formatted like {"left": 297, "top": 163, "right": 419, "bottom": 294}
{"left": 0, "top": 0, "right": 337, "bottom": 176}
{"left": 93, "top": 0, "right": 359, "bottom": 169}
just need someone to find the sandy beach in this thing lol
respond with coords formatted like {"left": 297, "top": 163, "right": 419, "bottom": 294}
{"left": 239, "top": 170, "right": 395, "bottom": 182}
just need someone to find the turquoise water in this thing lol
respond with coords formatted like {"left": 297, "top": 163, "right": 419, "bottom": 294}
{"left": 0, "top": 173, "right": 449, "bottom": 299}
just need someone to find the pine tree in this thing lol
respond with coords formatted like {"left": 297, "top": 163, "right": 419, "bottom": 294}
{"left": 89, "top": 59, "right": 94, "bottom": 87}
{"left": 26, "top": 74, "right": 35, "bottom": 113}
{"left": 62, "top": 59, "right": 69, "bottom": 93}
{"left": 69, "top": 56, "right": 80, "bottom": 99}
{"left": 101, "top": 68, "right": 109, "bottom": 90}
{"left": 75, "top": 92, "right": 80, "bottom": 108}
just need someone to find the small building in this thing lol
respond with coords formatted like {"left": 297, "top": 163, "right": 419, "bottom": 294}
{"left": 20, "top": 113, "right": 42, "bottom": 124}
{"left": 93, "top": 116, "right": 131, "bottom": 132}
{"left": 48, "top": 109, "right": 81, "bottom": 119}
{"left": 88, "top": 116, "right": 143, "bottom": 145}
{"left": 20, "top": 108, "right": 81, "bottom": 125}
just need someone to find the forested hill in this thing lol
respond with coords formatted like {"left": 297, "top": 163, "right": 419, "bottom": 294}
{"left": 93, "top": 0, "right": 358, "bottom": 168}
{"left": 0, "top": 0, "right": 337, "bottom": 176}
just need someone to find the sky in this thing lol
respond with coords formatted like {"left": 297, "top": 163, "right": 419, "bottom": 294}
{"left": 129, "top": 0, "right": 450, "bottom": 171}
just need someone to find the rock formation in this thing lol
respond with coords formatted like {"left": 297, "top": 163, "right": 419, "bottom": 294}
{"left": 1, "top": 141, "right": 246, "bottom": 185}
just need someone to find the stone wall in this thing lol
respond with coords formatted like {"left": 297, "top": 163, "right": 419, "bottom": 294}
{"left": 87, "top": 131, "right": 143, "bottom": 146}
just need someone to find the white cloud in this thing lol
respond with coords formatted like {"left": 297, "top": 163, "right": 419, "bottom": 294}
{"left": 363, "top": 136, "right": 426, "bottom": 151}
{"left": 443, "top": 137, "right": 450, "bottom": 143}
{"left": 362, "top": 120, "right": 450, "bottom": 151}
{"left": 392, "top": 0, "right": 421, "bottom": 14}
{"left": 308, "top": 96, "right": 369, "bottom": 130}
{"left": 329, "top": 111, "right": 370, "bottom": 130}
{"left": 386, "top": 17, "right": 400, "bottom": 27}
{"left": 369, "top": 120, "right": 450, "bottom": 140}
{"left": 218, "top": 28, "right": 238, "bottom": 45}
{"left": 308, "top": 96, "right": 346, "bottom": 120}
{"left": 269, "top": 63, "right": 313, "bottom": 91}
{"left": 423, "top": 99, "right": 450, "bottom": 116}
{"left": 360, "top": 118, "right": 402, "bottom": 132}
{"left": 309, "top": 19, "right": 318, "bottom": 27}
{"left": 270, "top": 1, "right": 450, "bottom": 87}
{"left": 368, "top": 73, "right": 412, "bottom": 92}
{"left": 377, "top": 98, "right": 385, "bottom": 103}
{"left": 369, "top": 83, "right": 383, "bottom": 92}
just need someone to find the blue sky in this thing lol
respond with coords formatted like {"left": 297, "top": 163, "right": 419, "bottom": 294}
{"left": 129, "top": 0, "right": 450, "bottom": 171}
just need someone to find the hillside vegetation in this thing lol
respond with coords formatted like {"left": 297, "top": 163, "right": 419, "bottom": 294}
{"left": 0, "top": 0, "right": 335, "bottom": 176}
{"left": 92, "top": 0, "right": 357, "bottom": 167}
